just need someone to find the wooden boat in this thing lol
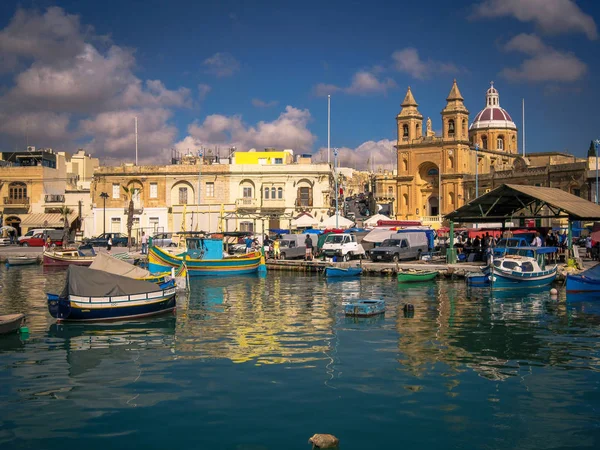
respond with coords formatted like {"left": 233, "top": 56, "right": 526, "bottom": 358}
{"left": 397, "top": 270, "right": 438, "bottom": 283}
{"left": 489, "top": 247, "right": 557, "bottom": 290}
{"left": 149, "top": 236, "right": 262, "bottom": 276}
{"left": 566, "top": 263, "right": 600, "bottom": 295}
{"left": 47, "top": 265, "right": 176, "bottom": 322}
{"left": 325, "top": 266, "right": 363, "bottom": 277}
{"left": 6, "top": 255, "right": 39, "bottom": 266}
{"left": 344, "top": 299, "right": 385, "bottom": 317}
{"left": 90, "top": 252, "right": 169, "bottom": 284}
{"left": 466, "top": 273, "right": 489, "bottom": 287}
{"left": 43, "top": 247, "right": 96, "bottom": 266}
{"left": 0, "top": 313, "right": 25, "bottom": 335}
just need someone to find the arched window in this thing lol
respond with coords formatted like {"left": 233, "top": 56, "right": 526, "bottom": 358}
{"left": 448, "top": 155, "right": 454, "bottom": 169}
{"left": 462, "top": 119, "right": 467, "bottom": 135}
{"left": 402, "top": 159, "right": 408, "bottom": 172}
{"left": 449, "top": 192, "right": 455, "bottom": 205}
{"left": 277, "top": 187, "right": 283, "bottom": 199}
{"left": 402, "top": 124, "right": 408, "bottom": 137}
{"left": 448, "top": 119, "right": 455, "bottom": 135}
{"left": 497, "top": 135, "right": 504, "bottom": 150}
{"left": 271, "top": 187, "right": 276, "bottom": 199}
{"left": 264, "top": 187, "right": 270, "bottom": 199}
{"left": 482, "top": 136, "right": 488, "bottom": 149}
{"left": 427, "top": 168, "right": 439, "bottom": 176}
{"left": 416, "top": 123, "right": 420, "bottom": 136}
{"left": 403, "top": 193, "right": 408, "bottom": 207}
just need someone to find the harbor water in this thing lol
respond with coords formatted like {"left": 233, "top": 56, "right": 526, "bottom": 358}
{"left": 1, "top": 266, "right": 599, "bottom": 449}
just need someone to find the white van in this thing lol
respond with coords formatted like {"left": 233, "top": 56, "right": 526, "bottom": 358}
{"left": 18, "top": 228, "right": 54, "bottom": 245}
{"left": 321, "top": 233, "right": 366, "bottom": 261}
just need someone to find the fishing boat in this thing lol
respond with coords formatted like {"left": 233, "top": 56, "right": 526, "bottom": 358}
{"left": 344, "top": 299, "right": 386, "bottom": 317}
{"left": 47, "top": 265, "right": 176, "bottom": 322}
{"left": 324, "top": 266, "right": 363, "bottom": 277}
{"left": 488, "top": 247, "right": 557, "bottom": 290}
{"left": 149, "top": 236, "right": 262, "bottom": 276}
{"left": 466, "top": 272, "right": 489, "bottom": 287}
{"left": 566, "top": 264, "right": 600, "bottom": 294}
{"left": 6, "top": 255, "right": 39, "bottom": 266}
{"left": 397, "top": 270, "right": 438, "bottom": 283}
{"left": 89, "top": 252, "right": 169, "bottom": 284}
{"left": 43, "top": 247, "right": 96, "bottom": 266}
{"left": 0, "top": 313, "right": 26, "bottom": 335}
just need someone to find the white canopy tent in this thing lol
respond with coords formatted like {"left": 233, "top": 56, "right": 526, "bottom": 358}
{"left": 363, "top": 214, "right": 391, "bottom": 228}
{"left": 362, "top": 227, "right": 396, "bottom": 243}
{"left": 291, "top": 214, "right": 319, "bottom": 228}
{"left": 319, "top": 214, "right": 355, "bottom": 230}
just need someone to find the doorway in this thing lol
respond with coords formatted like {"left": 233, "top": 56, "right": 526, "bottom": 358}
{"left": 5, "top": 216, "right": 22, "bottom": 236}
{"left": 428, "top": 196, "right": 439, "bottom": 217}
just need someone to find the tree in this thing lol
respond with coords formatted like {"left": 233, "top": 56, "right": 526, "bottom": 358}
{"left": 58, "top": 205, "right": 73, "bottom": 248}
{"left": 122, "top": 186, "right": 135, "bottom": 249}
{"left": 588, "top": 140, "right": 597, "bottom": 157}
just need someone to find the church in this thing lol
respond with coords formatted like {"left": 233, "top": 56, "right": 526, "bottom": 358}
{"left": 395, "top": 80, "right": 530, "bottom": 223}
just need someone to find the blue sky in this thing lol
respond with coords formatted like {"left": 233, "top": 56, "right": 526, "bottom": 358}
{"left": 0, "top": 0, "right": 598, "bottom": 168}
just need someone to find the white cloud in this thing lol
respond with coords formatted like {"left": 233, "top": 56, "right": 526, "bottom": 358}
{"left": 198, "top": 84, "right": 211, "bottom": 101}
{"left": 0, "top": 7, "right": 192, "bottom": 161}
{"left": 202, "top": 52, "right": 240, "bottom": 77}
{"left": 252, "top": 98, "right": 279, "bottom": 108}
{"left": 472, "top": 0, "right": 597, "bottom": 40}
{"left": 501, "top": 33, "right": 587, "bottom": 82}
{"left": 175, "top": 106, "right": 316, "bottom": 153}
{"left": 313, "top": 139, "right": 396, "bottom": 171}
{"left": 391, "top": 48, "right": 459, "bottom": 80}
{"left": 314, "top": 71, "right": 396, "bottom": 97}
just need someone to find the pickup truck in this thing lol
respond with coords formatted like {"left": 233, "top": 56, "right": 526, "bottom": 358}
{"left": 84, "top": 233, "right": 133, "bottom": 247}
{"left": 370, "top": 236, "right": 428, "bottom": 262}
{"left": 321, "top": 233, "right": 366, "bottom": 261}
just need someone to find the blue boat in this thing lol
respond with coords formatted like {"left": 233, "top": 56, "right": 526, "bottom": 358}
{"left": 566, "top": 263, "right": 600, "bottom": 295}
{"left": 47, "top": 265, "right": 177, "bottom": 322}
{"left": 324, "top": 266, "right": 363, "bottom": 277}
{"left": 466, "top": 273, "right": 489, "bottom": 287}
{"left": 488, "top": 247, "right": 557, "bottom": 290}
{"left": 149, "top": 236, "right": 261, "bottom": 276}
{"left": 344, "top": 299, "right": 385, "bottom": 317}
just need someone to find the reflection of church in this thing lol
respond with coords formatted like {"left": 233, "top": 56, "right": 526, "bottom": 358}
{"left": 395, "top": 80, "right": 520, "bottom": 222}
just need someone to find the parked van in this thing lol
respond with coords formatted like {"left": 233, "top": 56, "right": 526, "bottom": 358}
{"left": 278, "top": 234, "right": 307, "bottom": 260}
{"left": 369, "top": 232, "right": 428, "bottom": 262}
{"left": 321, "top": 233, "right": 366, "bottom": 261}
{"left": 18, "top": 228, "right": 54, "bottom": 245}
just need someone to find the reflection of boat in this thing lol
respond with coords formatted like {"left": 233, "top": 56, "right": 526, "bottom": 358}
{"left": 43, "top": 247, "right": 96, "bottom": 266}
{"left": 149, "top": 236, "right": 261, "bottom": 276}
{"left": 566, "top": 264, "right": 600, "bottom": 295}
{"left": 6, "top": 255, "right": 39, "bottom": 266}
{"left": 344, "top": 299, "right": 386, "bottom": 317}
{"left": 397, "top": 270, "right": 438, "bottom": 283}
{"left": 47, "top": 266, "right": 177, "bottom": 321}
{"left": 489, "top": 247, "right": 557, "bottom": 289}
{"left": 48, "top": 315, "right": 177, "bottom": 340}
{"left": 0, "top": 313, "right": 25, "bottom": 334}
{"left": 324, "top": 266, "right": 362, "bottom": 277}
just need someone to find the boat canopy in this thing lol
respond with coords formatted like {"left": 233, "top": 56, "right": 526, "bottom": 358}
{"left": 502, "top": 246, "right": 558, "bottom": 256}
{"left": 60, "top": 265, "right": 163, "bottom": 298}
{"left": 90, "top": 252, "right": 151, "bottom": 278}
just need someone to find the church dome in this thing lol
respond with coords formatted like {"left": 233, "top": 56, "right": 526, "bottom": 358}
{"left": 469, "top": 82, "right": 517, "bottom": 131}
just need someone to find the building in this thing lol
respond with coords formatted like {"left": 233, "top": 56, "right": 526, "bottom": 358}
{"left": 0, "top": 148, "right": 97, "bottom": 236}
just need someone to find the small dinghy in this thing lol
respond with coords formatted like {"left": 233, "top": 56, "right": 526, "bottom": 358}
{"left": 397, "top": 270, "right": 438, "bottom": 283}
{"left": 344, "top": 299, "right": 385, "bottom": 317}
{"left": 6, "top": 255, "right": 39, "bottom": 266}
{"left": 0, "top": 313, "right": 26, "bottom": 335}
{"left": 466, "top": 272, "right": 489, "bottom": 287}
{"left": 325, "top": 266, "right": 363, "bottom": 277}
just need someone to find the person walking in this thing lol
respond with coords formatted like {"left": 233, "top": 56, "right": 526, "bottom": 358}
{"left": 304, "top": 234, "right": 313, "bottom": 261}
{"left": 141, "top": 231, "right": 148, "bottom": 255}
{"left": 273, "top": 238, "right": 280, "bottom": 260}
{"left": 107, "top": 236, "right": 113, "bottom": 251}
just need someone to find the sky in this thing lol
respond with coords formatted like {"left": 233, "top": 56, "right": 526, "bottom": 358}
{"left": 0, "top": 0, "right": 598, "bottom": 169}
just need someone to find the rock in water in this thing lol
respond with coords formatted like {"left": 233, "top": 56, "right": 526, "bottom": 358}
{"left": 308, "top": 434, "right": 339, "bottom": 449}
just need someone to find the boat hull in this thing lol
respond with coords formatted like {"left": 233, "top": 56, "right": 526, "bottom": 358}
{"left": 566, "top": 274, "right": 600, "bottom": 294}
{"left": 43, "top": 251, "right": 94, "bottom": 267}
{"left": 325, "top": 267, "right": 362, "bottom": 277}
{"left": 344, "top": 300, "right": 385, "bottom": 317}
{"left": 397, "top": 271, "right": 438, "bottom": 283}
{"left": 0, "top": 313, "right": 25, "bottom": 334}
{"left": 6, "top": 257, "right": 38, "bottom": 266}
{"left": 489, "top": 267, "right": 557, "bottom": 289}
{"left": 47, "top": 283, "right": 177, "bottom": 322}
{"left": 149, "top": 246, "right": 261, "bottom": 276}
{"left": 466, "top": 273, "right": 489, "bottom": 287}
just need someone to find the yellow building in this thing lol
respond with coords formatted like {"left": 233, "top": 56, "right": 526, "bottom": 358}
{"left": 233, "top": 148, "right": 294, "bottom": 165}
{"left": 395, "top": 80, "right": 521, "bottom": 224}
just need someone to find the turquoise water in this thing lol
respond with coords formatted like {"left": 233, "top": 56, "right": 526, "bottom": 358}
{"left": 1, "top": 266, "right": 600, "bottom": 449}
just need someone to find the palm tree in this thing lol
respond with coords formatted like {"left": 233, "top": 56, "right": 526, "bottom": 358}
{"left": 122, "top": 185, "right": 136, "bottom": 249}
{"left": 58, "top": 205, "right": 73, "bottom": 248}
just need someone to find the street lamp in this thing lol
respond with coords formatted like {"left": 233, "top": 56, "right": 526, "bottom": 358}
{"left": 333, "top": 147, "right": 339, "bottom": 228}
{"left": 475, "top": 143, "right": 480, "bottom": 198}
{"left": 99, "top": 192, "right": 109, "bottom": 235}
{"left": 197, "top": 150, "right": 203, "bottom": 231}
{"left": 595, "top": 139, "right": 600, "bottom": 204}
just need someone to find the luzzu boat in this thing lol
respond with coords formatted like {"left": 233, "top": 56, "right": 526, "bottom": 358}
{"left": 47, "top": 265, "right": 176, "bottom": 322}
{"left": 43, "top": 247, "right": 96, "bottom": 266}
{"left": 149, "top": 236, "right": 262, "bottom": 276}
{"left": 488, "top": 247, "right": 557, "bottom": 289}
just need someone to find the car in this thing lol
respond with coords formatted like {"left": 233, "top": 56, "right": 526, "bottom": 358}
{"left": 18, "top": 228, "right": 54, "bottom": 245}
{"left": 0, "top": 237, "right": 11, "bottom": 246}
{"left": 84, "top": 232, "right": 133, "bottom": 247}
{"left": 19, "top": 232, "right": 63, "bottom": 247}
{"left": 152, "top": 232, "right": 175, "bottom": 247}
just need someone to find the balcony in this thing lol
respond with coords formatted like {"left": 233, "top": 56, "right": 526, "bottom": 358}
{"left": 4, "top": 197, "right": 30, "bottom": 205}
{"left": 236, "top": 198, "right": 259, "bottom": 209}
{"left": 44, "top": 194, "right": 65, "bottom": 203}
{"left": 421, "top": 216, "right": 442, "bottom": 224}
{"left": 261, "top": 198, "right": 286, "bottom": 209}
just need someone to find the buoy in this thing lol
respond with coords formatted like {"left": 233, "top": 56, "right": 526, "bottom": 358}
{"left": 550, "top": 288, "right": 558, "bottom": 296}
{"left": 403, "top": 303, "right": 414, "bottom": 311}
{"left": 308, "top": 434, "right": 339, "bottom": 449}
{"left": 19, "top": 326, "right": 29, "bottom": 334}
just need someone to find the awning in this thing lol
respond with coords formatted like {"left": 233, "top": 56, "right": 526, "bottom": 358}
{"left": 21, "top": 213, "right": 78, "bottom": 228}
